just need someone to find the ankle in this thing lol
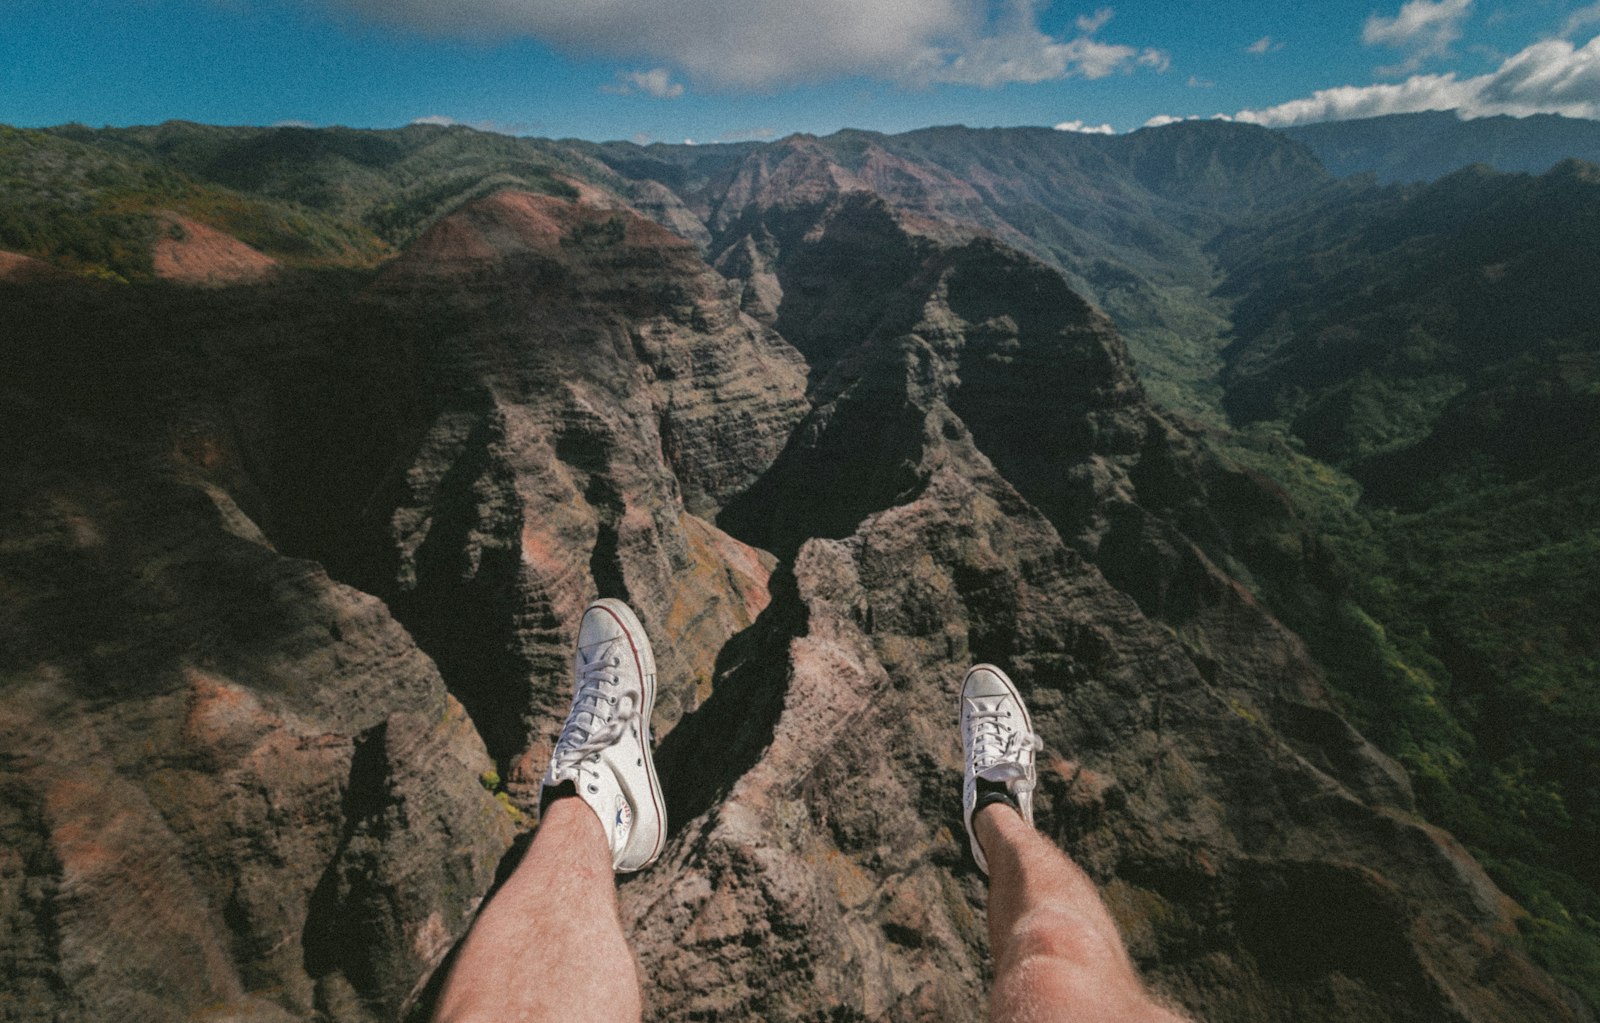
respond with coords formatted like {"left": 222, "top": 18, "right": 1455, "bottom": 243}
{"left": 539, "top": 779, "right": 579, "bottom": 817}
{"left": 974, "top": 776, "right": 1021, "bottom": 814}
{"left": 974, "top": 800, "right": 1027, "bottom": 854}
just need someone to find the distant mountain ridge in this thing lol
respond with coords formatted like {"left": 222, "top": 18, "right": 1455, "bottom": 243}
{"left": 576, "top": 120, "right": 1334, "bottom": 418}
{"left": 1280, "top": 110, "right": 1600, "bottom": 183}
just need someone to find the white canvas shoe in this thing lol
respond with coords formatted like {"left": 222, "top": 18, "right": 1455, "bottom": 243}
{"left": 541, "top": 598, "right": 667, "bottom": 873}
{"left": 960, "top": 663, "right": 1041, "bottom": 875}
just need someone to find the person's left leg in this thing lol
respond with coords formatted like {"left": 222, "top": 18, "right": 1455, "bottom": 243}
{"left": 960, "top": 663, "right": 1189, "bottom": 1023}
{"left": 432, "top": 598, "right": 667, "bottom": 1023}
{"left": 430, "top": 795, "right": 641, "bottom": 1023}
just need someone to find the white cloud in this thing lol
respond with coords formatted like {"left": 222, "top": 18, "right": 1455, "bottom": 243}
{"left": 1563, "top": 1, "right": 1600, "bottom": 37}
{"left": 411, "top": 114, "right": 459, "bottom": 126}
{"left": 1246, "top": 36, "right": 1282, "bottom": 55}
{"left": 331, "top": 0, "right": 1166, "bottom": 90}
{"left": 1138, "top": 112, "right": 1232, "bottom": 127}
{"left": 1363, "top": 0, "right": 1472, "bottom": 75}
{"left": 1188, "top": 74, "right": 1215, "bottom": 88}
{"left": 1233, "top": 33, "right": 1600, "bottom": 126}
{"left": 602, "top": 68, "right": 685, "bottom": 98}
{"left": 895, "top": 26, "right": 1168, "bottom": 85}
{"left": 1054, "top": 118, "right": 1116, "bottom": 133}
{"left": 1137, "top": 47, "right": 1172, "bottom": 73}
{"left": 1075, "top": 7, "right": 1115, "bottom": 34}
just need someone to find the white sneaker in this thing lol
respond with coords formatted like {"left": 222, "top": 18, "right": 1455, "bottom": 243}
{"left": 960, "top": 663, "right": 1041, "bottom": 875}
{"left": 541, "top": 598, "right": 667, "bottom": 873}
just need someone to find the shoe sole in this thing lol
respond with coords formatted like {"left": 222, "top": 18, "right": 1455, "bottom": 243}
{"left": 588, "top": 597, "right": 667, "bottom": 871}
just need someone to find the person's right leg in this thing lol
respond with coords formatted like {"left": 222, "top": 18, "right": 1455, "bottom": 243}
{"left": 978, "top": 805, "right": 1187, "bottom": 1023}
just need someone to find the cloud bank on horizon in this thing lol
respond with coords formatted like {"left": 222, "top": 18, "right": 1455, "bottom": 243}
{"left": 321, "top": 0, "right": 1600, "bottom": 131}
{"left": 1146, "top": 0, "right": 1600, "bottom": 129}
{"left": 1230, "top": 34, "right": 1600, "bottom": 127}
{"left": 332, "top": 0, "right": 1168, "bottom": 90}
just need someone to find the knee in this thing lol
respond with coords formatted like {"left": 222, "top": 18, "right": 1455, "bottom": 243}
{"left": 1002, "top": 907, "right": 1128, "bottom": 974}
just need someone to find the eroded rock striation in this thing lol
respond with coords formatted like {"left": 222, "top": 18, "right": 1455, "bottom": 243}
{"left": 361, "top": 189, "right": 809, "bottom": 791}
{"left": 0, "top": 407, "right": 514, "bottom": 1023}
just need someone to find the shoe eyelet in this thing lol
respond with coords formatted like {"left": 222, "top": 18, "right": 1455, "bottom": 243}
{"left": 588, "top": 784, "right": 599, "bottom": 794}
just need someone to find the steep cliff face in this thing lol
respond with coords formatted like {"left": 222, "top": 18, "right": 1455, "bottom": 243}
{"left": 699, "top": 186, "right": 1346, "bottom": 755}
{"left": 357, "top": 190, "right": 809, "bottom": 794}
{"left": 0, "top": 387, "right": 515, "bottom": 1023}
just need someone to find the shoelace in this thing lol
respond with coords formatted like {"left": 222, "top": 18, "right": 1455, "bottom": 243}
{"left": 969, "top": 707, "right": 1041, "bottom": 789}
{"left": 551, "top": 643, "right": 639, "bottom": 793}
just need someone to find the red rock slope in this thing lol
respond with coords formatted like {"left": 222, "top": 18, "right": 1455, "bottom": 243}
{"left": 151, "top": 212, "right": 277, "bottom": 285}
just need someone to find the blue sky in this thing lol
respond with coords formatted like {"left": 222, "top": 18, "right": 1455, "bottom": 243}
{"left": 4, "top": 0, "right": 1600, "bottom": 142}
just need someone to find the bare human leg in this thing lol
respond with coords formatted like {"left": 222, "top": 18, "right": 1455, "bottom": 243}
{"left": 978, "top": 805, "right": 1187, "bottom": 1023}
{"left": 430, "top": 795, "right": 642, "bottom": 1023}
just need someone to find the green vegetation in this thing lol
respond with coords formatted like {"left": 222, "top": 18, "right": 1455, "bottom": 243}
{"left": 1223, "top": 424, "right": 1600, "bottom": 1006}
{"left": 1, "top": 121, "right": 601, "bottom": 280}
{"left": 0, "top": 125, "right": 167, "bottom": 278}
{"left": 1206, "top": 161, "right": 1600, "bottom": 1006}
{"left": 62, "top": 121, "right": 589, "bottom": 246}
{"left": 0, "top": 125, "right": 388, "bottom": 277}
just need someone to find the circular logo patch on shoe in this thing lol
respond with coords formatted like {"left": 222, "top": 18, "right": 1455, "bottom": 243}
{"left": 614, "top": 794, "right": 633, "bottom": 844}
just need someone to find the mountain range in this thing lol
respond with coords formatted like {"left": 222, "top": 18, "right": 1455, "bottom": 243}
{"left": 2, "top": 111, "right": 1597, "bottom": 1022}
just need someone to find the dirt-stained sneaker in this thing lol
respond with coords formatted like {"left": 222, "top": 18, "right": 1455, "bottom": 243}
{"left": 961, "top": 663, "right": 1041, "bottom": 874}
{"left": 541, "top": 598, "right": 667, "bottom": 873}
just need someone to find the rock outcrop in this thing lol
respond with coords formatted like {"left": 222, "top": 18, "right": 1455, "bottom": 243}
{"left": 0, "top": 394, "right": 514, "bottom": 1023}
{"left": 359, "top": 190, "right": 809, "bottom": 796}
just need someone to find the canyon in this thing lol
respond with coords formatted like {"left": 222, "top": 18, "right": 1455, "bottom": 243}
{"left": 2, "top": 118, "right": 1596, "bottom": 1021}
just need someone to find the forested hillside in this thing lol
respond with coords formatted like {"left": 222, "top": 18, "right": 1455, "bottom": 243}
{"left": 1209, "top": 159, "right": 1600, "bottom": 997}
